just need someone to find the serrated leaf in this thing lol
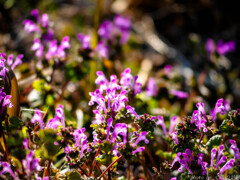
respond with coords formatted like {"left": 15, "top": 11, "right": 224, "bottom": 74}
{"left": 206, "top": 135, "right": 222, "bottom": 152}
{"left": 219, "top": 119, "right": 234, "bottom": 134}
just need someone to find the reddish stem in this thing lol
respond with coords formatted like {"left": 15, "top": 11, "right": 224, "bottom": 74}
{"left": 88, "top": 147, "right": 101, "bottom": 176}
{"left": 98, "top": 155, "right": 123, "bottom": 180}
{"left": 78, "top": 166, "right": 89, "bottom": 177}
{"left": 43, "top": 159, "right": 52, "bottom": 178}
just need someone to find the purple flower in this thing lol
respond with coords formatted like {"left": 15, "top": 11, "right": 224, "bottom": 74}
{"left": 11, "top": 54, "right": 23, "bottom": 70}
{"left": 98, "top": 15, "right": 131, "bottom": 45}
{"left": 132, "top": 146, "right": 145, "bottom": 154}
{"left": 92, "top": 110, "right": 105, "bottom": 125}
{"left": 120, "top": 68, "right": 133, "bottom": 88}
{"left": 46, "top": 117, "right": 62, "bottom": 130}
{"left": 114, "top": 15, "right": 131, "bottom": 30}
{"left": 191, "top": 102, "right": 208, "bottom": 132}
{"left": 196, "top": 102, "right": 207, "bottom": 119}
{"left": 96, "top": 41, "right": 109, "bottom": 58}
{"left": 171, "top": 152, "right": 181, "bottom": 167}
{"left": 98, "top": 20, "right": 113, "bottom": 40}
{"left": 120, "top": 68, "right": 142, "bottom": 96}
{"left": 164, "top": 64, "right": 172, "bottom": 76}
{"left": 46, "top": 104, "right": 65, "bottom": 130}
{"left": 31, "top": 39, "right": 44, "bottom": 58}
{"left": 205, "top": 38, "right": 235, "bottom": 56}
{"left": 171, "top": 132, "right": 178, "bottom": 145}
{"left": 218, "top": 159, "right": 235, "bottom": 175}
{"left": 72, "top": 128, "right": 90, "bottom": 159}
{"left": 0, "top": 67, "right": 8, "bottom": 78}
{"left": 22, "top": 151, "right": 42, "bottom": 177}
{"left": 171, "top": 149, "right": 207, "bottom": 175}
{"left": 23, "top": 138, "right": 29, "bottom": 149}
{"left": 156, "top": 116, "right": 168, "bottom": 135}
{"left": 43, "top": 29, "right": 54, "bottom": 42}
{"left": 41, "top": 13, "right": 49, "bottom": 28}
{"left": 106, "top": 118, "right": 113, "bottom": 141}
{"left": 132, "top": 131, "right": 149, "bottom": 147}
{"left": 0, "top": 87, "right": 6, "bottom": 102}
{"left": 169, "top": 90, "right": 188, "bottom": 99}
{"left": 146, "top": 77, "right": 158, "bottom": 97}
{"left": 229, "top": 139, "right": 240, "bottom": 160}
{"left": 58, "top": 36, "right": 70, "bottom": 59}
{"left": 0, "top": 58, "right": 6, "bottom": 68}
{"left": 1, "top": 53, "right": 23, "bottom": 70}
{"left": 55, "top": 104, "right": 65, "bottom": 129}
{"left": 211, "top": 98, "right": 225, "bottom": 122}
{"left": 0, "top": 161, "right": 17, "bottom": 179}
{"left": 77, "top": 33, "right": 91, "bottom": 49}
{"left": 156, "top": 116, "right": 177, "bottom": 136}
{"left": 198, "top": 153, "right": 208, "bottom": 175}
{"left": 210, "top": 145, "right": 234, "bottom": 175}
{"left": 31, "top": 9, "right": 40, "bottom": 22}
{"left": 46, "top": 36, "right": 70, "bottom": 60}
{"left": 23, "top": 19, "right": 39, "bottom": 33}
{"left": 111, "top": 123, "right": 128, "bottom": 144}
{"left": 206, "top": 38, "right": 215, "bottom": 55}
{"left": 126, "top": 105, "right": 139, "bottom": 120}
{"left": 31, "top": 109, "right": 44, "bottom": 129}
{"left": 114, "top": 15, "right": 131, "bottom": 44}
{"left": 1, "top": 95, "right": 13, "bottom": 114}
{"left": 216, "top": 40, "right": 235, "bottom": 55}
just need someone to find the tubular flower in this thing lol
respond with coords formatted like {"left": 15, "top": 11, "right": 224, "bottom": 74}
{"left": 31, "top": 109, "right": 44, "bottom": 129}
{"left": 146, "top": 77, "right": 158, "bottom": 97}
{"left": 210, "top": 145, "right": 235, "bottom": 175}
{"left": 156, "top": 115, "right": 177, "bottom": 136}
{"left": 110, "top": 123, "right": 128, "bottom": 144}
{"left": 98, "top": 14, "right": 131, "bottom": 45}
{"left": 169, "top": 90, "right": 188, "bottom": 99}
{"left": 229, "top": 139, "right": 240, "bottom": 161}
{"left": 171, "top": 149, "right": 207, "bottom": 175}
{"left": 120, "top": 68, "right": 142, "bottom": 96}
{"left": 0, "top": 161, "right": 18, "bottom": 179}
{"left": 46, "top": 104, "right": 65, "bottom": 130}
{"left": 211, "top": 98, "right": 225, "bottom": 122}
{"left": 0, "top": 53, "right": 23, "bottom": 70}
{"left": 205, "top": 38, "right": 235, "bottom": 56}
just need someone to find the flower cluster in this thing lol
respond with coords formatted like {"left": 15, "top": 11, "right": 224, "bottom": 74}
{"left": 77, "top": 14, "right": 131, "bottom": 60}
{"left": 31, "top": 104, "right": 65, "bottom": 130}
{"left": 23, "top": 9, "right": 70, "bottom": 62}
{"left": 0, "top": 139, "right": 47, "bottom": 180}
{"left": 171, "top": 149, "right": 207, "bottom": 176}
{"left": 89, "top": 68, "right": 149, "bottom": 158}
{"left": 98, "top": 15, "right": 131, "bottom": 45}
{"left": 206, "top": 38, "right": 236, "bottom": 56}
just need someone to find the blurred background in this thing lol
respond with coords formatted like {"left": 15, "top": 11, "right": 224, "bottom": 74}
{"left": 1, "top": 0, "right": 240, "bottom": 122}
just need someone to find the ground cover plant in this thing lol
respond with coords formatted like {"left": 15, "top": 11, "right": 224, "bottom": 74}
{"left": 0, "top": 1, "right": 240, "bottom": 180}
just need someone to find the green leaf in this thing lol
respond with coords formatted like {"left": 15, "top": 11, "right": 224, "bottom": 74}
{"left": 156, "top": 149, "right": 174, "bottom": 160}
{"left": 65, "top": 170, "right": 83, "bottom": 180}
{"left": 8, "top": 116, "right": 24, "bottom": 130}
{"left": 219, "top": 119, "right": 235, "bottom": 134}
{"left": 206, "top": 135, "right": 222, "bottom": 152}
{"left": 32, "top": 79, "right": 45, "bottom": 91}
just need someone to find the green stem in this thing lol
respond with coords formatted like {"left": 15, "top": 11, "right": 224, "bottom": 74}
{"left": 92, "top": 0, "right": 103, "bottom": 48}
